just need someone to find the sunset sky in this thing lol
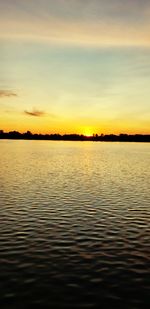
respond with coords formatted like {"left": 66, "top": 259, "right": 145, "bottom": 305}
{"left": 0, "top": 0, "right": 150, "bottom": 135}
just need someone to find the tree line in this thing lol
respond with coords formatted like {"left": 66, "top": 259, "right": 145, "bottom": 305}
{"left": 0, "top": 130, "right": 150, "bottom": 142}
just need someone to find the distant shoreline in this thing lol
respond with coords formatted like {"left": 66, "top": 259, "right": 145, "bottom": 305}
{"left": 0, "top": 131, "right": 150, "bottom": 142}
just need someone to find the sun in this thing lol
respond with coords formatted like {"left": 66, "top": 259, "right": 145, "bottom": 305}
{"left": 82, "top": 127, "right": 93, "bottom": 137}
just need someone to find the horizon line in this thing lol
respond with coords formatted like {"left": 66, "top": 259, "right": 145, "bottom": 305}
{"left": 0, "top": 130, "right": 150, "bottom": 143}
{"left": 0, "top": 129, "right": 150, "bottom": 136}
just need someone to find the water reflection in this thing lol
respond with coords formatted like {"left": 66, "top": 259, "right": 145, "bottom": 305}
{"left": 0, "top": 141, "right": 150, "bottom": 308}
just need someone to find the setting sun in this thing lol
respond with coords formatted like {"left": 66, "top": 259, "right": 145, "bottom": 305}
{"left": 82, "top": 127, "right": 94, "bottom": 137}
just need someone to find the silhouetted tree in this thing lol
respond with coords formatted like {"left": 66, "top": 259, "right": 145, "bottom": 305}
{"left": 0, "top": 130, "right": 149, "bottom": 142}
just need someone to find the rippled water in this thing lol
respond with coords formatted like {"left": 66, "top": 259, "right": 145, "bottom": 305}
{"left": 0, "top": 140, "right": 150, "bottom": 308}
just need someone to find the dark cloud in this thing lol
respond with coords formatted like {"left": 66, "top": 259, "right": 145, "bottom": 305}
{"left": 24, "top": 109, "right": 45, "bottom": 117}
{"left": 0, "top": 90, "right": 17, "bottom": 97}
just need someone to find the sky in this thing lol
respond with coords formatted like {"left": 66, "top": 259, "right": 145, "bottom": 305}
{"left": 0, "top": 0, "right": 150, "bottom": 135}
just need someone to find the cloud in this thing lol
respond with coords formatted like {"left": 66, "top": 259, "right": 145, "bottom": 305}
{"left": 0, "top": 90, "right": 17, "bottom": 97}
{"left": 1, "top": 0, "right": 150, "bottom": 47}
{"left": 24, "top": 109, "right": 46, "bottom": 117}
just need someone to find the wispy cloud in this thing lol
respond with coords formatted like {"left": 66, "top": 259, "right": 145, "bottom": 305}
{"left": 0, "top": 90, "right": 17, "bottom": 98}
{"left": 24, "top": 109, "right": 46, "bottom": 117}
{"left": 1, "top": 0, "right": 150, "bottom": 47}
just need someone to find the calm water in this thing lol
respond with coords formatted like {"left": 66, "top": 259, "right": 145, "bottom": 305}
{"left": 0, "top": 140, "right": 150, "bottom": 308}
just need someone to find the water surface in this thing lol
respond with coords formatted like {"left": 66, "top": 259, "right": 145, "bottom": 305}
{"left": 0, "top": 140, "right": 150, "bottom": 308}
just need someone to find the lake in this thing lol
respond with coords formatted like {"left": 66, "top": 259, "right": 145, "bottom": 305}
{"left": 0, "top": 140, "right": 150, "bottom": 308}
